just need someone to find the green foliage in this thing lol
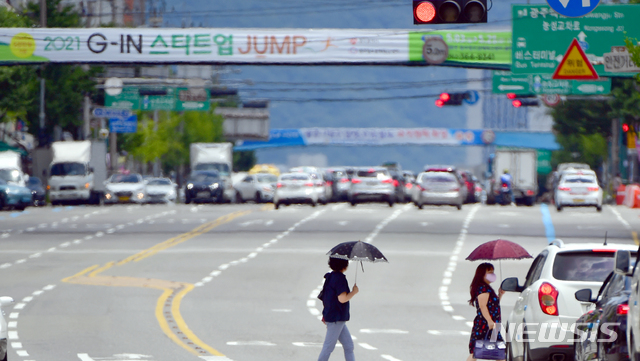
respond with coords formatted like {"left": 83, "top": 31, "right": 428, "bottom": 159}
{"left": 26, "top": 0, "right": 81, "bottom": 27}
{"left": 122, "top": 108, "right": 225, "bottom": 173}
{"left": 233, "top": 151, "right": 257, "bottom": 172}
{"left": 551, "top": 133, "right": 608, "bottom": 169}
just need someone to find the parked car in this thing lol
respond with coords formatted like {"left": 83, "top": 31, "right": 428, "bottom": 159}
{"left": 0, "top": 178, "right": 32, "bottom": 211}
{"left": 0, "top": 296, "right": 14, "bottom": 361}
{"left": 104, "top": 173, "right": 146, "bottom": 204}
{"left": 274, "top": 172, "right": 318, "bottom": 209}
{"left": 184, "top": 171, "right": 223, "bottom": 204}
{"left": 235, "top": 173, "right": 278, "bottom": 203}
{"left": 555, "top": 169, "right": 602, "bottom": 212}
{"left": 348, "top": 167, "right": 395, "bottom": 207}
{"left": 324, "top": 168, "right": 351, "bottom": 202}
{"left": 145, "top": 177, "right": 177, "bottom": 204}
{"left": 26, "top": 176, "right": 46, "bottom": 206}
{"left": 573, "top": 266, "right": 633, "bottom": 361}
{"left": 501, "top": 240, "right": 638, "bottom": 361}
{"left": 413, "top": 171, "right": 463, "bottom": 210}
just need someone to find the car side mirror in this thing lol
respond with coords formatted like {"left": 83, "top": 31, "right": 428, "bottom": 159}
{"left": 88, "top": 167, "right": 94, "bottom": 173}
{"left": 575, "top": 289, "right": 596, "bottom": 303}
{"left": 0, "top": 296, "right": 14, "bottom": 307}
{"left": 614, "top": 250, "right": 633, "bottom": 276}
{"left": 500, "top": 277, "right": 524, "bottom": 293}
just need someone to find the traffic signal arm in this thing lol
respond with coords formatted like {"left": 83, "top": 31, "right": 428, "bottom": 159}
{"left": 413, "top": 0, "right": 487, "bottom": 24}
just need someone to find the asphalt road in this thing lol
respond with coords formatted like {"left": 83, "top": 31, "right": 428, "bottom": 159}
{"left": 0, "top": 201, "right": 639, "bottom": 361}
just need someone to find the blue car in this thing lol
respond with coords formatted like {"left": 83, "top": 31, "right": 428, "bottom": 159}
{"left": 0, "top": 178, "right": 31, "bottom": 211}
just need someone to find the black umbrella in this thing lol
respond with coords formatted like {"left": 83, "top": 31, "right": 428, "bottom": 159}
{"left": 327, "top": 240, "right": 388, "bottom": 283}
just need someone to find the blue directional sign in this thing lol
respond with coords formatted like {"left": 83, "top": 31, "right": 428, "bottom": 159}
{"left": 463, "top": 90, "right": 480, "bottom": 105}
{"left": 109, "top": 115, "right": 138, "bottom": 133}
{"left": 546, "top": 0, "right": 601, "bottom": 18}
{"left": 93, "top": 108, "right": 131, "bottom": 119}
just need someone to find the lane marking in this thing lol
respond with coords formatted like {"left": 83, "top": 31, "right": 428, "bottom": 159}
{"left": 359, "top": 343, "right": 377, "bottom": 350}
{"left": 381, "top": 355, "right": 403, "bottom": 361}
{"left": 360, "top": 329, "right": 408, "bottom": 334}
{"left": 226, "top": 341, "right": 276, "bottom": 346}
{"left": 540, "top": 204, "right": 556, "bottom": 243}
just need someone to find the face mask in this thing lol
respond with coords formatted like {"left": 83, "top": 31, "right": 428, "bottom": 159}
{"left": 486, "top": 273, "right": 497, "bottom": 283}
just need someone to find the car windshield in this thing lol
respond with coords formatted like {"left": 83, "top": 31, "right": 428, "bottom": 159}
{"left": 424, "top": 173, "right": 457, "bottom": 183}
{"left": 194, "top": 163, "right": 230, "bottom": 177}
{"left": 357, "top": 169, "right": 388, "bottom": 178}
{"left": 110, "top": 174, "right": 140, "bottom": 183}
{"left": 51, "top": 162, "right": 86, "bottom": 176}
{"left": 257, "top": 175, "right": 277, "bottom": 183}
{"left": 0, "top": 169, "right": 22, "bottom": 182}
{"left": 563, "top": 176, "right": 597, "bottom": 184}
{"left": 553, "top": 251, "right": 618, "bottom": 282}
{"left": 281, "top": 174, "right": 309, "bottom": 181}
{"left": 27, "top": 177, "right": 42, "bottom": 186}
{"left": 190, "top": 174, "right": 219, "bottom": 183}
{"left": 147, "top": 179, "right": 171, "bottom": 185}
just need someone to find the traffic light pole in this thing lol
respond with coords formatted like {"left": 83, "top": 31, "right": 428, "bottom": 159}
{"left": 38, "top": 0, "right": 46, "bottom": 138}
{"left": 611, "top": 118, "right": 619, "bottom": 184}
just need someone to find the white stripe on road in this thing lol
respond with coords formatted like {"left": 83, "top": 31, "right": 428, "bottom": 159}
{"left": 358, "top": 343, "right": 377, "bottom": 350}
{"left": 381, "top": 355, "right": 403, "bottom": 361}
{"left": 360, "top": 329, "right": 408, "bottom": 334}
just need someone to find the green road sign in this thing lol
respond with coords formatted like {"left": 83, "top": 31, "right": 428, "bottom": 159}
{"left": 512, "top": 4, "right": 640, "bottom": 77}
{"left": 141, "top": 87, "right": 175, "bottom": 111}
{"left": 175, "top": 88, "right": 210, "bottom": 111}
{"left": 105, "top": 87, "right": 140, "bottom": 110}
{"left": 537, "top": 150, "right": 552, "bottom": 175}
{"left": 492, "top": 71, "right": 611, "bottom": 95}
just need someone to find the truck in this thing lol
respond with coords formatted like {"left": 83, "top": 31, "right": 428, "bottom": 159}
{"left": 486, "top": 149, "right": 538, "bottom": 206}
{"left": 48, "top": 140, "right": 107, "bottom": 205}
{"left": 189, "top": 143, "right": 235, "bottom": 203}
{"left": 0, "top": 151, "right": 27, "bottom": 186}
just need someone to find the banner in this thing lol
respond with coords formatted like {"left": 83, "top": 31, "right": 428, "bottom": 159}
{"left": 234, "top": 128, "right": 498, "bottom": 151}
{"left": 0, "top": 28, "right": 509, "bottom": 68}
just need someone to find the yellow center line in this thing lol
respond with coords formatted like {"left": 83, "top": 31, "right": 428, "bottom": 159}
{"left": 62, "top": 208, "right": 262, "bottom": 357}
{"left": 633, "top": 231, "right": 639, "bottom": 246}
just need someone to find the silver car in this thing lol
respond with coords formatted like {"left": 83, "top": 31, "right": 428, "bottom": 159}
{"left": 413, "top": 171, "right": 463, "bottom": 210}
{"left": 145, "top": 177, "right": 177, "bottom": 203}
{"left": 289, "top": 167, "right": 329, "bottom": 204}
{"left": 235, "top": 173, "right": 278, "bottom": 203}
{"left": 348, "top": 167, "right": 395, "bottom": 207}
{"left": 274, "top": 172, "right": 318, "bottom": 209}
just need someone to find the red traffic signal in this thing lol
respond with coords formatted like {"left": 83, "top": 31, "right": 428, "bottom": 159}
{"left": 506, "top": 93, "right": 517, "bottom": 99}
{"left": 512, "top": 99, "right": 522, "bottom": 108}
{"left": 436, "top": 91, "right": 469, "bottom": 107}
{"left": 413, "top": 0, "right": 487, "bottom": 24}
{"left": 440, "top": 92, "right": 451, "bottom": 102}
{"left": 511, "top": 98, "right": 539, "bottom": 107}
{"left": 435, "top": 99, "right": 445, "bottom": 107}
{"left": 623, "top": 123, "right": 630, "bottom": 132}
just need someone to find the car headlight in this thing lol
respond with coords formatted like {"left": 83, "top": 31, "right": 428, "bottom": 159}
{"left": 187, "top": 183, "right": 193, "bottom": 189}
{"left": 136, "top": 192, "right": 144, "bottom": 200}
{"left": 105, "top": 193, "right": 112, "bottom": 200}
{"left": 210, "top": 183, "right": 219, "bottom": 189}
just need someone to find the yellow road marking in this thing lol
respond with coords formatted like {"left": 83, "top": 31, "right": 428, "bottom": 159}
{"left": 63, "top": 209, "right": 256, "bottom": 357}
{"left": 633, "top": 231, "right": 639, "bottom": 246}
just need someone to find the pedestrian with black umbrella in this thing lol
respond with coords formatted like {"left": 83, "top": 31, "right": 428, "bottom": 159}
{"left": 318, "top": 240, "right": 388, "bottom": 361}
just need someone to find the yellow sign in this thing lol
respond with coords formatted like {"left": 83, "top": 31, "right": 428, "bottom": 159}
{"left": 9, "top": 33, "right": 35, "bottom": 59}
{"left": 552, "top": 38, "right": 598, "bottom": 80}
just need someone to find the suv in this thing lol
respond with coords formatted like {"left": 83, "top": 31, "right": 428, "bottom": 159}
{"left": 501, "top": 240, "right": 638, "bottom": 361}
{"left": 348, "top": 167, "right": 395, "bottom": 207}
{"left": 0, "top": 296, "right": 14, "bottom": 361}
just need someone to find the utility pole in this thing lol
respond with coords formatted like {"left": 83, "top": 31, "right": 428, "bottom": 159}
{"left": 153, "top": 110, "right": 159, "bottom": 176}
{"left": 83, "top": 95, "right": 91, "bottom": 140}
{"left": 612, "top": 118, "right": 619, "bottom": 183}
{"left": 38, "top": 0, "right": 46, "bottom": 139}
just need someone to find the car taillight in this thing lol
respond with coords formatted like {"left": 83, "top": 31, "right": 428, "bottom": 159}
{"left": 558, "top": 187, "right": 570, "bottom": 191}
{"left": 393, "top": 180, "right": 399, "bottom": 187}
{"left": 538, "top": 282, "right": 559, "bottom": 316}
{"left": 475, "top": 186, "right": 482, "bottom": 192}
{"left": 277, "top": 183, "right": 284, "bottom": 188}
{"left": 451, "top": 187, "right": 460, "bottom": 191}
{"left": 381, "top": 178, "right": 393, "bottom": 184}
{"left": 352, "top": 179, "right": 362, "bottom": 184}
{"left": 326, "top": 181, "right": 333, "bottom": 186}
{"left": 502, "top": 183, "right": 508, "bottom": 187}
{"left": 304, "top": 182, "right": 314, "bottom": 187}
{"left": 406, "top": 183, "right": 413, "bottom": 189}
{"left": 526, "top": 190, "right": 535, "bottom": 196}
{"left": 588, "top": 187, "right": 599, "bottom": 192}
{"left": 617, "top": 304, "right": 630, "bottom": 315}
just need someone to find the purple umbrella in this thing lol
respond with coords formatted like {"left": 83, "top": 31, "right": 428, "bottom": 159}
{"left": 466, "top": 239, "right": 533, "bottom": 281}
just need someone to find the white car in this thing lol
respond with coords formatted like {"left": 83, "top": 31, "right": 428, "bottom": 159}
{"left": 144, "top": 177, "right": 177, "bottom": 203}
{"left": 104, "top": 173, "right": 146, "bottom": 204}
{"left": 501, "top": 240, "right": 637, "bottom": 361}
{"left": 289, "top": 167, "right": 329, "bottom": 204}
{"left": 0, "top": 296, "right": 14, "bottom": 361}
{"left": 618, "top": 248, "right": 640, "bottom": 361}
{"left": 274, "top": 172, "right": 318, "bottom": 209}
{"left": 235, "top": 173, "right": 278, "bottom": 203}
{"left": 555, "top": 170, "right": 602, "bottom": 212}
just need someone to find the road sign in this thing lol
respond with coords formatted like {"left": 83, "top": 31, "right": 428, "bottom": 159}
{"left": 141, "top": 87, "right": 175, "bottom": 111}
{"left": 546, "top": 0, "right": 600, "bottom": 18}
{"left": 92, "top": 108, "right": 131, "bottom": 119}
{"left": 512, "top": 4, "right": 640, "bottom": 77}
{"left": 422, "top": 37, "right": 449, "bottom": 65}
{"left": 175, "top": 88, "right": 210, "bottom": 111}
{"left": 109, "top": 115, "right": 138, "bottom": 133}
{"left": 552, "top": 38, "right": 598, "bottom": 80}
{"left": 603, "top": 47, "right": 640, "bottom": 73}
{"left": 492, "top": 71, "right": 610, "bottom": 95}
{"left": 542, "top": 94, "right": 561, "bottom": 107}
{"left": 105, "top": 87, "right": 140, "bottom": 110}
{"left": 463, "top": 90, "right": 480, "bottom": 105}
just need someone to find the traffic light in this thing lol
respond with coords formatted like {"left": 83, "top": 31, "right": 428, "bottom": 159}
{"left": 413, "top": 0, "right": 487, "bottom": 25}
{"left": 623, "top": 123, "right": 630, "bottom": 133}
{"left": 435, "top": 91, "right": 469, "bottom": 107}
{"left": 508, "top": 94, "right": 538, "bottom": 107}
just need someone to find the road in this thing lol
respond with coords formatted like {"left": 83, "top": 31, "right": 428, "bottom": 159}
{"left": 0, "top": 202, "right": 638, "bottom": 361}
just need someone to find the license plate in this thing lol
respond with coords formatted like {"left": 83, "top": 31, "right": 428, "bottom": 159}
{"left": 289, "top": 185, "right": 300, "bottom": 190}
{"left": 61, "top": 192, "right": 77, "bottom": 198}
{"left": 573, "top": 198, "right": 585, "bottom": 203}
{"left": 367, "top": 181, "right": 378, "bottom": 186}
{"left": 118, "top": 196, "right": 130, "bottom": 202}
{"left": 196, "top": 191, "right": 209, "bottom": 198}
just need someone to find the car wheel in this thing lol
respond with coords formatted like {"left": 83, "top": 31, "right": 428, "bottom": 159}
{"left": 255, "top": 192, "right": 262, "bottom": 204}
{"left": 417, "top": 202, "right": 423, "bottom": 210}
{"left": 1, "top": 349, "right": 6, "bottom": 361}
{"left": 235, "top": 191, "right": 243, "bottom": 204}
{"left": 274, "top": 202, "right": 280, "bottom": 210}
{"left": 184, "top": 195, "right": 191, "bottom": 204}
{"left": 456, "top": 204, "right": 462, "bottom": 210}
{"left": 556, "top": 205, "right": 562, "bottom": 212}
{"left": 311, "top": 200, "right": 317, "bottom": 207}
{"left": 596, "top": 205, "right": 602, "bottom": 212}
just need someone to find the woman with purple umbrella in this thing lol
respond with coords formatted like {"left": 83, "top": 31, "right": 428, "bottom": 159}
{"left": 467, "top": 262, "right": 505, "bottom": 361}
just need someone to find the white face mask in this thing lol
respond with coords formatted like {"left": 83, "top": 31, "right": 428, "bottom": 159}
{"left": 486, "top": 273, "right": 497, "bottom": 283}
